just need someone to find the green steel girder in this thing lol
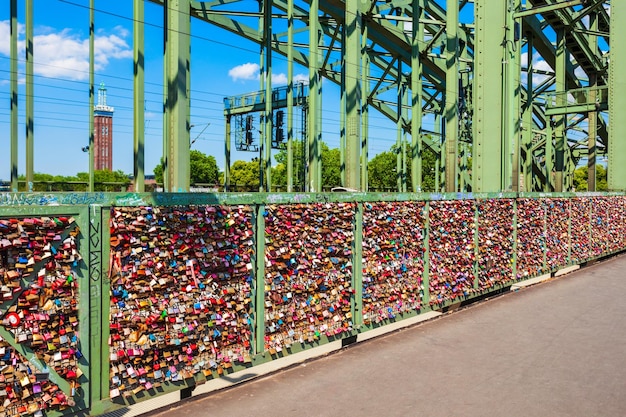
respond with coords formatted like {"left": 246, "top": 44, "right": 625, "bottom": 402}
{"left": 138, "top": 0, "right": 611, "bottom": 194}
{"left": 608, "top": 0, "right": 626, "bottom": 190}
{"left": 192, "top": 0, "right": 454, "bottom": 141}
{"left": 527, "top": 0, "right": 607, "bottom": 81}
{"left": 522, "top": 14, "right": 582, "bottom": 91}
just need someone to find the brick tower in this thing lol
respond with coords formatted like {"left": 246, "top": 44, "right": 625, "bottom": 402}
{"left": 94, "top": 82, "right": 114, "bottom": 171}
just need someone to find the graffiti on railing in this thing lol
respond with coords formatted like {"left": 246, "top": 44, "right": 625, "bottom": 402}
{"left": 0, "top": 193, "right": 106, "bottom": 207}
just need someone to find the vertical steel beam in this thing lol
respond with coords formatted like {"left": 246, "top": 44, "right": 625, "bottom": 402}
{"left": 133, "top": 0, "right": 146, "bottom": 192}
{"left": 10, "top": 0, "right": 17, "bottom": 191}
{"left": 164, "top": 0, "right": 191, "bottom": 192}
{"left": 287, "top": 0, "right": 294, "bottom": 192}
{"left": 262, "top": 0, "right": 273, "bottom": 192}
{"left": 89, "top": 0, "right": 95, "bottom": 192}
{"left": 506, "top": 0, "right": 522, "bottom": 191}
{"left": 224, "top": 115, "right": 231, "bottom": 191}
{"left": 586, "top": 10, "right": 598, "bottom": 191}
{"left": 436, "top": 113, "right": 442, "bottom": 192}
{"left": 522, "top": 33, "right": 534, "bottom": 192}
{"left": 307, "top": 0, "right": 321, "bottom": 192}
{"left": 445, "top": 0, "right": 459, "bottom": 192}
{"left": 545, "top": 122, "right": 554, "bottom": 191}
{"left": 402, "top": 90, "right": 408, "bottom": 193}
{"left": 162, "top": 1, "right": 170, "bottom": 190}
{"left": 25, "top": 0, "right": 34, "bottom": 192}
{"left": 397, "top": 64, "right": 403, "bottom": 192}
{"left": 411, "top": 1, "right": 423, "bottom": 192}
{"left": 588, "top": 77, "right": 597, "bottom": 191}
{"left": 340, "top": 39, "right": 346, "bottom": 187}
{"left": 473, "top": 0, "right": 506, "bottom": 192}
{"left": 554, "top": 28, "right": 566, "bottom": 192}
{"left": 460, "top": 143, "right": 467, "bottom": 191}
{"left": 345, "top": 0, "right": 361, "bottom": 190}
{"left": 361, "top": 24, "right": 369, "bottom": 191}
{"left": 608, "top": 1, "right": 626, "bottom": 191}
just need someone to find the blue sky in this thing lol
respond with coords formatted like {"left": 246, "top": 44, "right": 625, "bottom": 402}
{"left": 0, "top": 0, "right": 385, "bottom": 178}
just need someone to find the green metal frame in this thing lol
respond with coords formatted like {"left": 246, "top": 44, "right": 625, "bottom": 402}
{"left": 608, "top": 0, "right": 626, "bottom": 191}
{"left": 0, "top": 205, "right": 93, "bottom": 415}
{"left": 6, "top": 1, "right": 621, "bottom": 193}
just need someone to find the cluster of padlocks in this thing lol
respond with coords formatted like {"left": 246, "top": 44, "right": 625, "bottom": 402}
{"left": 362, "top": 201, "right": 425, "bottom": 323}
{"left": 263, "top": 203, "right": 355, "bottom": 353}
{"left": 1, "top": 196, "right": 625, "bottom": 415}
{"left": 0, "top": 216, "right": 81, "bottom": 417}
{"left": 108, "top": 206, "right": 254, "bottom": 399}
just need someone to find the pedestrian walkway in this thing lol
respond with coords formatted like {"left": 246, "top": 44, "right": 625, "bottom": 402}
{"left": 141, "top": 254, "right": 626, "bottom": 417}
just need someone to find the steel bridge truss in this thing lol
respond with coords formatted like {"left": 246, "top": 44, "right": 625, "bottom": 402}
{"left": 8, "top": 0, "right": 625, "bottom": 193}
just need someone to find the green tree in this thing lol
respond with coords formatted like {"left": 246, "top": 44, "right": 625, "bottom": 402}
{"left": 153, "top": 157, "right": 165, "bottom": 184}
{"left": 18, "top": 173, "right": 80, "bottom": 191}
{"left": 189, "top": 150, "right": 219, "bottom": 185}
{"left": 153, "top": 150, "right": 219, "bottom": 186}
{"left": 272, "top": 141, "right": 341, "bottom": 190}
{"left": 367, "top": 143, "right": 437, "bottom": 191}
{"left": 230, "top": 159, "right": 260, "bottom": 190}
{"left": 321, "top": 146, "right": 341, "bottom": 189}
{"left": 76, "top": 170, "right": 131, "bottom": 191}
{"left": 573, "top": 164, "right": 608, "bottom": 192}
{"left": 368, "top": 151, "right": 397, "bottom": 191}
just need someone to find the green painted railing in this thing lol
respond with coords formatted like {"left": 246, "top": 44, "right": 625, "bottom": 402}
{"left": 0, "top": 191, "right": 623, "bottom": 416}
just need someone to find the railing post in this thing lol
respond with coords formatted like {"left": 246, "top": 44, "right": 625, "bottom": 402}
{"left": 567, "top": 198, "right": 573, "bottom": 264}
{"left": 473, "top": 199, "right": 479, "bottom": 291}
{"left": 422, "top": 201, "right": 431, "bottom": 308}
{"left": 542, "top": 199, "right": 548, "bottom": 272}
{"left": 254, "top": 204, "right": 266, "bottom": 355}
{"left": 352, "top": 202, "right": 363, "bottom": 327}
{"left": 512, "top": 198, "right": 518, "bottom": 281}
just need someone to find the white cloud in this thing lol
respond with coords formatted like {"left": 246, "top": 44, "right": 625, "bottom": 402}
{"left": 272, "top": 73, "right": 288, "bottom": 85}
{"left": 0, "top": 20, "right": 131, "bottom": 81}
{"left": 521, "top": 51, "right": 554, "bottom": 87}
{"left": 228, "top": 62, "right": 260, "bottom": 82}
{"left": 0, "top": 20, "right": 23, "bottom": 56}
{"left": 229, "top": 63, "right": 308, "bottom": 86}
{"left": 293, "top": 73, "right": 309, "bottom": 84}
